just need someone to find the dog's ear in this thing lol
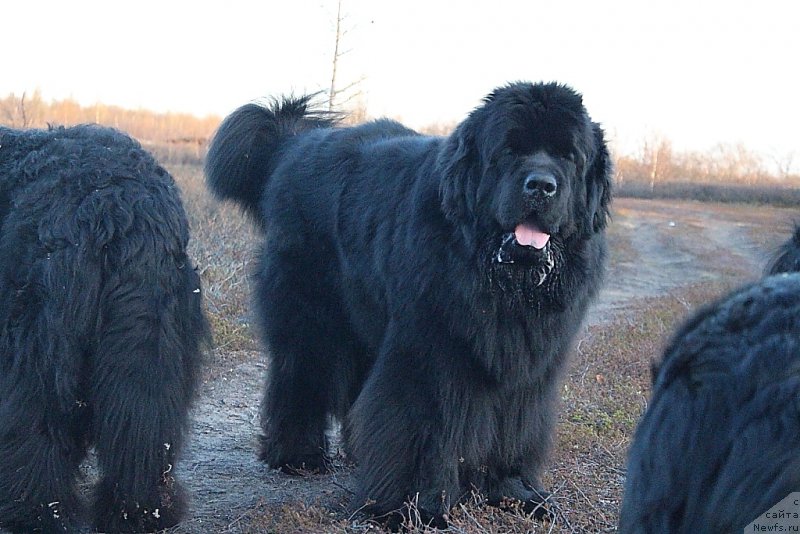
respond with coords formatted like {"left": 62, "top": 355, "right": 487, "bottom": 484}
{"left": 766, "top": 224, "right": 800, "bottom": 275}
{"left": 438, "top": 123, "right": 477, "bottom": 224}
{"left": 586, "top": 123, "right": 613, "bottom": 233}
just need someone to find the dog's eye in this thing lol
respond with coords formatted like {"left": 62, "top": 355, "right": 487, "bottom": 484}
{"left": 565, "top": 152, "right": 586, "bottom": 168}
{"left": 563, "top": 152, "right": 578, "bottom": 163}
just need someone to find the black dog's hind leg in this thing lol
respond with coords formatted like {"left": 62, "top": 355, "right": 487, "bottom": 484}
{"left": 0, "top": 266, "right": 91, "bottom": 533}
{"left": 0, "top": 381, "right": 89, "bottom": 533}
{"left": 91, "top": 263, "right": 204, "bottom": 533}
{"left": 256, "top": 243, "right": 367, "bottom": 473}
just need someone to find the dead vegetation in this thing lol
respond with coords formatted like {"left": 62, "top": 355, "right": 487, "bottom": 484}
{"left": 2, "top": 92, "right": 798, "bottom": 202}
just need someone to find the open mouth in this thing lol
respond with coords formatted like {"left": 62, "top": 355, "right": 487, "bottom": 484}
{"left": 494, "top": 223, "right": 556, "bottom": 286}
{"left": 514, "top": 223, "right": 551, "bottom": 249}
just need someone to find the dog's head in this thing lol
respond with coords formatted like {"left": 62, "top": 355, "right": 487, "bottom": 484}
{"left": 438, "top": 82, "right": 612, "bottom": 285}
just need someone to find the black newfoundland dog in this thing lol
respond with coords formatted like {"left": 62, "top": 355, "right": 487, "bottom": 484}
{"left": 206, "top": 81, "right": 612, "bottom": 525}
{"left": 0, "top": 125, "right": 209, "bottom": 533}
{"left": 619, "top": 229, "right": 800, "bottom": 532}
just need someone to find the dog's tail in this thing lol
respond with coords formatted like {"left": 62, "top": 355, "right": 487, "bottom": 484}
{"left": 205, "top": 95, "right": 336, "bottom": 224}
{"left": 767, "top": 224, "right": 800, "bottom": 275}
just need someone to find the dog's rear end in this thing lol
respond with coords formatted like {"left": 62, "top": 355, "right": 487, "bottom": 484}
{"left": 620, "top": 228, "right": 800, "bottom": 533}
{"left": 0, "top": 125, "right": 209, "bottom": 533}
{"left": 205, "top": 95, "right": 336, "bottom": 226}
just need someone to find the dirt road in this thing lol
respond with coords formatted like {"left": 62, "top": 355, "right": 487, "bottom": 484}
{"left": 591, "top": 197, "right": 784, "bottom": 318}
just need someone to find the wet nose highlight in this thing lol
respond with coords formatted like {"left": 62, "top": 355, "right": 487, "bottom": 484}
{"left": 524, "top": 173, "right": 558, "bottom": 197}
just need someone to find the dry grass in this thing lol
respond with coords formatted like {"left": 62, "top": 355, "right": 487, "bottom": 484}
{"left": 169, "top": 164, "right": 260, "bottom": 360}
{"left": 616, "top": 180, "right": 800, "bottom": 207}
{"left": 547, "top": 281, "right": 735, "bottom": 533}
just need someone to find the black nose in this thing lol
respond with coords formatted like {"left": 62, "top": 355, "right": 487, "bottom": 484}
{"left": 524, "top": 172, "right": 557, "bottom": 198}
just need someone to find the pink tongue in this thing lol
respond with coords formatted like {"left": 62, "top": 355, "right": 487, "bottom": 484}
{"left": 515, "top": 224, "right": 550, "bottom": 249}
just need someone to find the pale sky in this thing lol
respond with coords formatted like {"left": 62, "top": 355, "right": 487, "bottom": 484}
{"left": 4, "top": 0, "right": 799, "bottom": 166}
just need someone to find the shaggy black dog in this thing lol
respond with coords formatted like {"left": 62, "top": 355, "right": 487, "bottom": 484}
{"left": 618, "top": 228, "right": 800, "bottom": 533}
{"left": 205, "top": 82, "right": 612, "bottom": 525}
{"left": 0, "top": 125, "right": 209, "bottom": 533}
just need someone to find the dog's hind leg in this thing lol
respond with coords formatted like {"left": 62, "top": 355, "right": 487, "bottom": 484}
{"left": 89, "top": 261, "right": 205, "bottom": 533}
{"left": 0, "top": 267, "right": 91, "bottom": 532}
{"left": 255, "top": 243, "right": 368, "bottom": 473}
{"left": 0, "top": 378, "right": 89, "bottom": 533}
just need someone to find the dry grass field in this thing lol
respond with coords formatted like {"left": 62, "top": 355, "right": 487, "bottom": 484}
{"left": 158, "top": 164, "right": 796, "bottom": 533}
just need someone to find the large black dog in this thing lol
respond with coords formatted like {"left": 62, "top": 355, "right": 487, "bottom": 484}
{"left": 0, "top": 125, "right": 209, "bottom": 533}
{"left": 206, "top": 82, "right": 612, "bottom": 524}
{"left": 619, "top": 229, "right": 800, "bottom": 532}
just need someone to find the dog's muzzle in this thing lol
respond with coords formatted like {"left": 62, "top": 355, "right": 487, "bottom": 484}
{"left": 494, "top": 232, "right": 556, "bottom": 286}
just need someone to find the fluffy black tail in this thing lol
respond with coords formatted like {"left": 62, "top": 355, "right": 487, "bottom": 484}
{"left": 204, "top": 95, "right": 336, "bottom": 224}
{"left": 767, "top": 225, "right": 800, "bottom": 275}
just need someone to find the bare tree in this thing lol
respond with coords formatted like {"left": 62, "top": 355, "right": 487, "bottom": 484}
{"left": 19, "top": 92, "right": 28, "bottom": 127}
{"left": 772, "top": 151, "right": 797, "bottom": 180}
{"left": 0, "top": 92, "right": 30, "bottom": 127}
{"left": 328, "top": 0, "right": 343, "bottom": 111}
{"left": 0, "top": 96, "right": 16, "bottom": 126}
{"left": 327, "top": 0, "right": 364, "bottom": 113}
{"left": 642, "top": 135, "right": 673, "bottom": 191}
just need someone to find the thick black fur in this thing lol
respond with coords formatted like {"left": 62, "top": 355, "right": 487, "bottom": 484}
{"left": 205, "top": 82, "right": 612, "bottom": 524}
{"left": 619, "top": 227, "right": 800, "bottom": 533}
{"left": 767, "top": 224, "right": 800, "bottom": 275}
{"left": 0, "top": 125, "right": 209, "bottom": 533}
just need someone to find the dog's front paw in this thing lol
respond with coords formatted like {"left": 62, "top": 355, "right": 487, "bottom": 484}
{"left": 487, "top": 478, "right": 554, "bottom": 520}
